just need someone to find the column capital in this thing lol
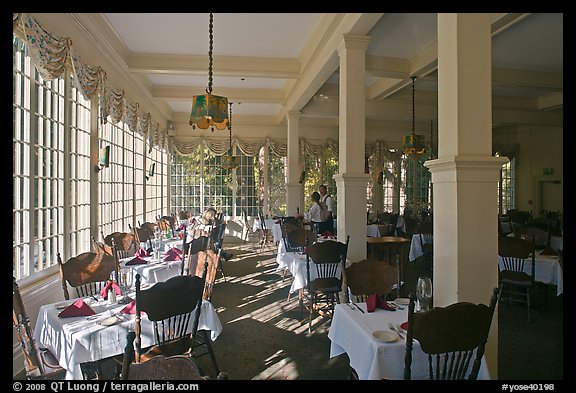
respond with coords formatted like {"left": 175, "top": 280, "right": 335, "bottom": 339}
{"left": 286, "top": 111, "right": 301, "bottom": 122}
{"left": 425, "top": 155, "right": 509, "bottom": 182}
{"left": 334, "top": 173, "right": 371, "bottom": 187}
{"left": 337, "top": 34, "right": 371, "bottom": 54}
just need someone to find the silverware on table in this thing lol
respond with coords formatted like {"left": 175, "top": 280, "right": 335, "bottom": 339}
{"left": 388, "top": 322, "right": 405, "bottom": 339}
{"left": 352, "top": 303, "right": 365, "bottom": 313}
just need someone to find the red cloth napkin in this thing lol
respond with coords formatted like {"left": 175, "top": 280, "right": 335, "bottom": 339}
{"left": 135, "top": 248, "right": 150, "bottom": 257}
{"left": 166, "top": 247, "right": 182, "bottom": 256}
{"left": 400, "top": 321, "right": 408, "bottom": 331}
{"left": 120, "top": 299, "right": 136, "bottom": 314}
{"left": 58, "top": 298, "right": 95, "bottom": 318}
{"left": 164, "top": 251, "right": 182, "bottom": 262}
{"left": 99, "top": 281, "right": 123, "bottom": 299}
{"left": 322, "top": 231, "right": 333, "bottom": 237}
{"left": 366, "top": 293, "right": 396, "bottom": 312}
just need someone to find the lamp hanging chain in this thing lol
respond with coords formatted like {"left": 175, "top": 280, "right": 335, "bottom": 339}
{"left": 411, "top": 76, "right": 416, "bottom": 136}
{"left": 206, "top": 13, "right": 214, "bottom": 94}
{"left": 228, "top": 103, "right": 233, "bottom": 151}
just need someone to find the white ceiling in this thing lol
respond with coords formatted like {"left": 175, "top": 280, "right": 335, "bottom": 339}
{"left": 96, "top": 12, "right": 563, "bottom": 129}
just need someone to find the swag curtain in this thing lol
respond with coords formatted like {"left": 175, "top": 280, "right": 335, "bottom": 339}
{"left": 13, "top": 13, "right": 169, "bottom": 152}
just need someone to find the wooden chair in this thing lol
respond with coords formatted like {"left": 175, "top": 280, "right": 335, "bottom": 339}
{"left": 281, "top": 226, "right": 314, "bottom": 291}
{"left": 498, "top": 235, "right": 536, "bottom": 322}
{"left": 182, "top": 235, "right": 211, "bottom": 276}
{"left": 188, "top": 248, "right": 222, "bottom": 374}
{"left": 103, "top": 232, "right": 138, "bottom": 259}
{"left": 130, "top": 223, "right": 152, "bottom": 243}
{"left": 139, "top": 222, "right": 157, "bottom": 238}
{"left": 257, "top": 211, "right": 274, "bottom": 252}
{"left": 209, "top": 223, "right": 227, "bottom": 281}
{"left": 13, "top": 277, "right": 65, "bottom": 380}
{"left": 284, "top": 226, "right": 315, "bottom": 253}
{"left": 303, "top": 236, "right": 349, "bottom": 332}
{"left": 134, "top": 271, "right": 206, "bottom": 365}
{"left": 404, "top": 287, "right": 500, "bottom": 380}
{"left": 121, "top": 331, "right": 227, "bottom": 380}
{"left": 344, "top": 258, "right": 397, "bottom": 303}
{"left": 57, "top": 252, "right": 117, "bottom": 300}
{"left": 91, "top": 236, "right": 113, "bottom": 256}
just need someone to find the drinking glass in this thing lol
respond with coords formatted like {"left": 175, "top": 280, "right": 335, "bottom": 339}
{"left": 416, "top": 276, "right": 433, "bottom": 312}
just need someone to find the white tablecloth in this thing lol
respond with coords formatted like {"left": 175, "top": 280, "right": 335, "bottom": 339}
{"left": 119, "top": 255, "right": 183, "bottom": 289}
{"left": 34, "top": 297, "right": 222, "bottom": 380}
{"left": 498, "top": 251, "right": 563, "bottom": 295}
{"left": 328, "top": 303, "right": 490, "bottom": 380}
{"left": 367, "top": 224, "right": 392, "bottom": 237}
{"left": 409, "top": 234, "right": 433, "bottom": 261}
{"left": 253, "top": 218, "right": 282, "bottom": 243}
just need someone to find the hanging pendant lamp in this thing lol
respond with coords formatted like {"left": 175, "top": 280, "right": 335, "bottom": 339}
{"left": 189, "top": 13, "right": 229, "bottom": 131}
{"left": 402, "top": 76, "right": 426, "bottom": 157}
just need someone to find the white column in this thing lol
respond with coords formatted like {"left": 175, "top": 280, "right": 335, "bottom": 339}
{"left": 286, "top": 111, "right": 302, "bottom": 216}
{"left": 426, "top": 13, "right": 508, "bottom": 379}
{"left": 336, "top": 35, "right": 371, "bottom": 262}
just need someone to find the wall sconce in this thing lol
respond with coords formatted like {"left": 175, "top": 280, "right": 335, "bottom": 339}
{"left": 145, "top": 163, "right": 155, "bottom": 181}
{"left": 95, "top": 146, "right": 110, "bottom": 173}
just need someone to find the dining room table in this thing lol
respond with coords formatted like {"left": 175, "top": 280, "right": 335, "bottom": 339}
{"left": 328, "top": 302, "right": 491, "bottom": 380}
{"left": 33, "top": 290, "right": 222, "bottom": 380}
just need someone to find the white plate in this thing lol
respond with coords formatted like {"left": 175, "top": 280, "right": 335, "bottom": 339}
{"left": 394, "top": 297, "right": 410, "bottom": 305}
{"left": 373, "top": 330, "right": 398, "bottom": 342}
{"left": 97, "top": 316, "right": 122, "bottom": 326}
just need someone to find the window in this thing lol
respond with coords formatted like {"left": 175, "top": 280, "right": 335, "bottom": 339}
{"left": 235, "top": 150, "right": 259, "bottom": 217}
{"left": 498, "top": 155, "right": 515, "bottom": 214}
{"left": 13, "top": 35, "right": 91, "bottom": 280}
{"left": 99, "top": 120, "right": 134, "bottom": 235}
{"left": 69, "top": 80, "right": 92, "bottom": 256}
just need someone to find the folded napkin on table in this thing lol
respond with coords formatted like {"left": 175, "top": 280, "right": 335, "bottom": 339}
{"left": 100, "top": 281, "right": 123, "bottom": 299}
{"left": 58, "top": 298, "right": 95, "bottom": 318}
{"left": 120, "top": 299, "right": 136, "bottom": 314}
{"left": 400, "top": 321, "right": 408, "bottom": 331}
{"left": 125, "top": 256, "right": 148, "bottom": 266}
{"left": 135, "top": 248, "right": 150, "bottom": 257}
{"left": 177, "top": 224, "right": 186, "bottom": 231}
{"left": 166, "top": 247, "right": 182, "bottom": 255}
{"left": 164, "top": 251, "right": 182, "bottom": 262}
{"left": 366, "top": 293, "right": 396, "bottom": 312}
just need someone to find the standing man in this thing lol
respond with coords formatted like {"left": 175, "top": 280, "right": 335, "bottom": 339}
{"left": 319, "top": 184, "right": 335, "bottom": 233}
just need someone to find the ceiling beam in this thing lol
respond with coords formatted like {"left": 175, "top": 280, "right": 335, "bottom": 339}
{"left": 281, "top": 13, "right": 385, "bottom": 119}
{"left": 126, "top": 54, "right": 300, "bottom": 79}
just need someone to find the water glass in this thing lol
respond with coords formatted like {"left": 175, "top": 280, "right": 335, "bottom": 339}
{"left": 416, "top": 276, "right": 433, "bottom": 312}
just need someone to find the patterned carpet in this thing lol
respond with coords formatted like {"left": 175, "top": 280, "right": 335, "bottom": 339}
{"left": 196, "top": 239, "right": 563, "bottom": 381}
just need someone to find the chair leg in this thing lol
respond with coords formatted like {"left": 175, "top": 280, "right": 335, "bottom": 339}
{"left": 202, "top": 330, "right": 221, "bottom": 376}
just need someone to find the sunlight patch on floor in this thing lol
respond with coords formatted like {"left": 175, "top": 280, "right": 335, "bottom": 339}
{"left": 253, "top": 350, "right": 299, "bottom": 380}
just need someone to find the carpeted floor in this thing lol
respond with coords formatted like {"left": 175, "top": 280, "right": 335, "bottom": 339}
{"left": 193, "top": 239, "right": 563, "bottom": 380}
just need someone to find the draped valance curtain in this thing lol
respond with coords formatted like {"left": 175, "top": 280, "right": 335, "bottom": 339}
{"left": 13, "top": 12, "right": 170, "bottom": 152}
